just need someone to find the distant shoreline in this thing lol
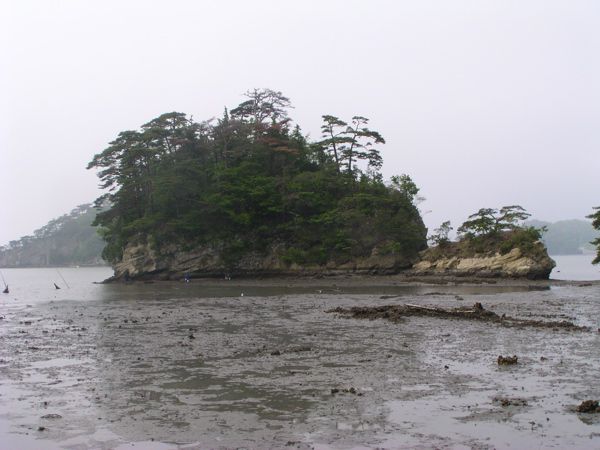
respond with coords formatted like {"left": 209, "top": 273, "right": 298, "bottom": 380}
{"left": 99, "top": 272, "right": 600, "bottom": 287}
{"left": 4, "top": 264, "right": 597, "bottom": 287}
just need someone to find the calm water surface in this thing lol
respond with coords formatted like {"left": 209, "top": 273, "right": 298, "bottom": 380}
{"left": 551, "top": 253, "right": 600, "bottom": 281}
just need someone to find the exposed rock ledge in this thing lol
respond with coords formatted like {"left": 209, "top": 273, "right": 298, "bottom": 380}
{"left": 109, "top": 236, "right": 555, "bottom": 281}
{"left": 110, "top": 241, "right": 416, "bottom": 281}
{"left": 410, "top": 246, "right": 555, "bottom": 280}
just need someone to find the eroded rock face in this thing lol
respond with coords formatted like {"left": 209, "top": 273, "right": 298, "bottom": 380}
{"left": 411, "top": 246, "right": 556, "bottom": 279}
{"left": 111, "top": 240, "right": 415, "bottom": 280}
{"left": 113, "top": 243, "right": 160, "bottom": 278}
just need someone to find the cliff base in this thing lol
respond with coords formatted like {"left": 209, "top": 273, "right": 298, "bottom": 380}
{"left": 111, "top": 240, "right": 418, "bottom": 281}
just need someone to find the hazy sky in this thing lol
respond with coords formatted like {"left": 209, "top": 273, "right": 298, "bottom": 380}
{"left": 2, "top": 0, "right": 599, "bottom": 245}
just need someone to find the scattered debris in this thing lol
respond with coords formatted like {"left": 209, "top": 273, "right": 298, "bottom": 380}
{"left": 270, "top": 350, "right": 281, "bottom": 356}
{"left": 331, "top": 387, "right": 362, "bottom": 396}
{"left": 328, "top": 303, "right": 588, "bottom": 331}
{"left": 493, "top": 396, "right": 528, "bottom": 407}
{"left": 289, "top": 345, "right": 312, "bottom": 353}
{"left": 498, "top": 355, "right": 518, "bottom": 365}
{"left": 576, "top": 400, "right": 600, "bottom": 413}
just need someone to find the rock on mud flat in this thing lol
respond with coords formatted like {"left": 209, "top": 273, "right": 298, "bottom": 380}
{"left": 576, "top": 400, "right": 600, "bottom": 413}
{"left": 493, "top": 397, "right": 528, "bottom": 407}
{"left": 497, "top": 355, "right": 518, "bottom": 365}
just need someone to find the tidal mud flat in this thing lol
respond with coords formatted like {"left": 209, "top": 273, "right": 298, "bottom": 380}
{"left": 1, "top": 273, "right": 600, "bottom": 449}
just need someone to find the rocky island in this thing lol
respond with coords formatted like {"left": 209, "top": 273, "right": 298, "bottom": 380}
{"left": 412, "top": 236, "right": 555, "bottom": 279}
{"left": 87, "top": 90, "right": 553, "bottom": 281}
{"left": 412, "top": 207, "right": 555, "bottom": 280}
{"left": 88, "top": 90, "right": 428, "bottom": 281}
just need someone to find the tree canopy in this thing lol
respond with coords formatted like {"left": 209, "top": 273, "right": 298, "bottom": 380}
{"left": 457, "top": 205, "right": 532, "bottom": 238}
{"left": 588, "top": 207, "right": 600, "bottom": 264}
{"left": 421, "top": 205, "right": 547, "bottom": 263}
{"left": 87, "top": 89, "right": 427, "bottom": 268}
{"left": 449, "top": 205, "right": 546, "bottom": 257}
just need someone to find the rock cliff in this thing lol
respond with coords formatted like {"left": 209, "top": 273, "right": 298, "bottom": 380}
{"left": 109, "top": 233, "right": 556, "bottom": 281}
{"left": 411, "top": 243, "right": 555, "bottom": 280}
{"left": 110, "top": 240, "right": 417, "bottom": 280}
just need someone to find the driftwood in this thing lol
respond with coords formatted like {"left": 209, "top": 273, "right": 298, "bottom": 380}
{"left": 404, "top": 304, "right": 440, "bottom": 311}
{"left": 328, "top": 302, "right": 588, "bottom": 331}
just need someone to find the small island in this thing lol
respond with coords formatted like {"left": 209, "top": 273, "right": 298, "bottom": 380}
{"left": 87, "top": 90, "right": 554, "bottom": 281}
{"left": 88, "top": 89, "right": 428, "bottom": 280}
{"left": 413, "top": 207, "right": 555, "bottom": 279}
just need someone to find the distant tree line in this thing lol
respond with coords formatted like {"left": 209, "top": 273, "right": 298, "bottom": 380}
{"left": 0, "top": 204, "right": 105, "bottom": 267}
{"left": 527, "top": 218, "right": 599, "bottom": 256}
{"left": 87, "top": 89, "right": 427, "bottom": 267}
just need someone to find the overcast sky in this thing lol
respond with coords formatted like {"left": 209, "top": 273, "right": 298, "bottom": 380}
{"left": 1, "top": 0, "right": 599, "bottom": 245}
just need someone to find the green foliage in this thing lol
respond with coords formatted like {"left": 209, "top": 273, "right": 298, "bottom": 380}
{"left": 389, "top": 174, "right": 421, "bottom": 205}
{"left": 588, "top": 207, "right": 600, "bottom": 264}
{"left": 458, "top": 205, "right": 531, "bottom": 238}
{"left": 318, "top": 115, "right": 385, "bottom": 175}
{"left": 429, "top": 221, "right": 453, "bottom": 247}
{"left": 419, "top": 206, "right": 546, "bottom": 261}
{"left": 422, "top": 226, "right": 545, "bottom": 263}
{"left": 498, "top": 227, "right": 544, "bottom": 255}
{"left": 87, "top": 89, "right": 427, "bottom": 268}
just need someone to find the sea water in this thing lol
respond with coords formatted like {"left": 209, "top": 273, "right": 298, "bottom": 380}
{"left": 550, "top": 253, "right": 600, "bottom": 280}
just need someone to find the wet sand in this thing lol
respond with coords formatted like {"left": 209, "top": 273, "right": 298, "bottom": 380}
{"left": 1, "top": 273, "right": 600, "bottom": 448}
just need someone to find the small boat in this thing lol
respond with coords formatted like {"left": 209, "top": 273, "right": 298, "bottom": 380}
{"left": 2, "top": 285, "right": 8, "bottom": 294}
